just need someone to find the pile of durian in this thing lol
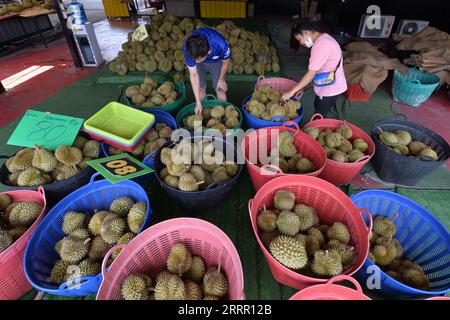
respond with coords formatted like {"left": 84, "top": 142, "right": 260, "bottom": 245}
{"left": 368, "top": 215, "right": 430, "bottom": 291}
{"left": 260, "top": 131, "right": 315, "bottom": 174}
{"left": 121, "top": 243, "right": 229, "bottom": 300}
{"left": 245, "top": 84, "right": 301, "bottom": 121}
{"left": 125, "top": 76, "right": 180, "bottom": 108}
{"left": 0, "top": 194, "right": 43, "bottom": 254}
{"left": 257, "top": 189, "right": 355, "bottom": 278}
{"left": 108, "top": 122, "right": 173, "bottom": 160}
{"left": 304, "top": 123, "right": 369, "bottom": 163}
{"left": 378, "top": 129, "right": 439, "bottom": 161}
{"left": 109, "top": 13, "right": 279, "bottom": 76}
{"left": 48, "top": 197, "right": 148, "bottom": 285}
{"left": 159, "top": 139, "right": 239, "bottom": 192}
{"left": 0, "top": 0, "right": 53, "bottom": 15}
{"left": 182, "top": 105, "right": 240, "bottom": 134}
{"left": 4, "top": 136, "right": 100, "bottom": 187}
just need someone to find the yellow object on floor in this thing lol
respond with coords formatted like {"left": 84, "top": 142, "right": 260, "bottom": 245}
{"left": 102, "top": 0, "right": 129, "bottom": 18}
{"left": 200, "top": 0, "right": 247, "bottom": 18}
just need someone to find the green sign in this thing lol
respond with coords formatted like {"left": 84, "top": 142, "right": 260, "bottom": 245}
{"left": 7, "top": 110, "right": 84, "bottom": 150}
{"left": 87, "top": 153, "right": 153, "bottom": 184}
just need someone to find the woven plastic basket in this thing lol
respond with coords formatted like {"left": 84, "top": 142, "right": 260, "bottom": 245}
{"left": 96, "top": 218, "right": 245, "bottom": 300}
{"left": 0, "top": 187, "right": 47, "bottom": 300}
{"left": 289, "top": 275, "right": 371, "bottom": 300}
{"left": 392, "top": 68, "right": 440, "bottom": 107}
{"left": 248, "top": 175, "right": 372, "bottom": 290}
{"left": 303, "top": 113, "right": 375, "bottom": 185}
{"left": 24, "top": 173, "right": 152, "bottom": 297}
{"left": 241, "top": 121, "right": 327, "bottom": 191}
{"left": 351, "top": 190, "right": 450, "bottom": 299}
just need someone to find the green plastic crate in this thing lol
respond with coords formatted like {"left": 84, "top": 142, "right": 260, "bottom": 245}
{"left": 176, "top": 94, "right": 243, "bottom": 134}
{"left": 84, "top": 102, "right": 155, "bottom": 145}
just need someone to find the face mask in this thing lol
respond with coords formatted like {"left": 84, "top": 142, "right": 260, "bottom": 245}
{"left": 305, "top": 36, "right": 314, "bottom": 48}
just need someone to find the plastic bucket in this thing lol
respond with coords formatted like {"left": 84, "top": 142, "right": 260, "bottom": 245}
{"left": 289, "top": 275, "right": 371, "bottom": 300}
{"left": 0, "top": 188, "right": 47, "bottom": 300}
{"left": 96, "top": 218, "right": 245, "bottom": 300}
{"left": 371, "top": 118, "right": 450, "bottom": 186}
{"left": 154, "top": 135, "right": 244, "bottom": 213}
{"left": 248, "top": 175, "right": 372, "bottom": 290}
{"left": 303, "top": 113, "right": 375, "bottom": 185}
{"left": 241, "top": 121, "right": 327, "bottom": 191}
{"left": 351, "top": 190, "right": 450, "bottom": 298}
{"left": 24, "top": 173, "right": 152, "bottom": 297}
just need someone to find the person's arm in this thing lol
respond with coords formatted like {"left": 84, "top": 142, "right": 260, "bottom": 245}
{"left": 282, "top": 69, "right": 317, "bottom": 100}
{"left": 217, "top": 59, "right": 229, "bottom": 92}
{"left": 188, "top": 66, "right": 203, "bottom": 114}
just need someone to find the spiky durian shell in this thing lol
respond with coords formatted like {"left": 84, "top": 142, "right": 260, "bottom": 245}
{"left": 55, "top": 146, "right": 83, "bottom": 166}
{"left": 0, "top": 230, "right": 13, "bottom": 254}
{"left": 203, "top": 267, "right": 229, "bottom": 298}
{"left": 269, "top": 235, "right": 308, "bottom": 270}
{"left": 257, "top": 210, "right": 278, "bottom": 232}
{"left": 326, "top": 222, "right": 351, "bottom": 244}
{"left": 89, "top": 236, "right": 112, "bottom": 261}
{"left": 8, "top": 201, "right": 43, "bottom": 227}
{"left": 32, "top": 148, "right": 58, "bottom": 172}
{"left": 273, "top": 190, "right": 295, "bottom": 211}
{"left": 154, "top": 274, "right": 186, "bottom": 300}
{"left": 127, "top": 202, "right": 147, "bottom": 233}
{"left": 121, "top": 274, "right": 149, "bottom": 300}
{"left": 59, "top": 236, "right": 90, "bottom": 263}
{"left": 110, "top": 197, "right": 135, "bottom": 216}
{"left": 311, "top": 250, "right": 343, "bottom": 277}
{"left": 276, "top": 210, "right": 300, "bottom": 236}
{"left": 112, "top": 232, "right": 135, "bottom": 259}
{"left": 0, "top": 194, "right": 12, "bottom": 211}
{"left": 88, "top": 211, "right": 115, "bottom": 236}
{"left": 100, "top": 216, "right": 126, "bottom": 244}
{"left": 66, "top": 259, "right": 100, "bottom": 282}
{"left": 48, "top": 260, "right": 71, "bottom": 284}
{"left": 294, "top": 204, "right": 318, "bottom": 231}
{"left": 62, "top": 211, "right": 87, "bottom": 235}
{"left": 186, "top": 256, "right": 206, "bottom": 283}
{"left": 307, "top": 227, "right": 326, "bottom": 246}
{"left": 167, "top": 243, "right": 192, "bottom": 275}
{"left": 70, "top": 228, "right": 90, "bottom": 240}
{"left": 82, "top": 140, "right": 100, "bottom": 158}
{"left": 7, "top": 226, "right": 27, "bottom": 241}
{"left": 185, "top": 280, "right": 202, "bottom": 300}
{"left": 373, "top": 216, "right": 397, "bottom": 238}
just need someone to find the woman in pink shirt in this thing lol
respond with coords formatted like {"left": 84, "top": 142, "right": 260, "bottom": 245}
{"left": 282, "top": 22, "right": 347, "bottom": 117}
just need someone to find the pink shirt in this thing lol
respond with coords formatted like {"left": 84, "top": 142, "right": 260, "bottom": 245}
{"left": 308, "top": 33, "right": 347, "bottom": 97}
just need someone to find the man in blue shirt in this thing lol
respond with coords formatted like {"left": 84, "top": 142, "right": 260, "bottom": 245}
{"left": 184, "top": 28, "right": 231, "bottom": 114}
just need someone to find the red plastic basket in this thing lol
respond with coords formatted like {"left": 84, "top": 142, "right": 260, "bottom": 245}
{"left": 96, "top": 218, "right": 245, "bottom": 300}
{"left": 241, "top": 121, "right": 327, "bottom": 191}
{"left": 346, "top": 83, "right": 371, "bottom": 102}
{"left": 289, "top": 275, "right": 371, "bottom": 300}
{"left": 0, "top": 187, "right": 46, "bottom": 300}
{"left": 248, "top": 175, "right": 372, "bottom": 290}
{"left": 303, "top": 114, "right": 375, "bottom": 185}
{"left": 254, "top": 76, "right": 304, "bottom": 99}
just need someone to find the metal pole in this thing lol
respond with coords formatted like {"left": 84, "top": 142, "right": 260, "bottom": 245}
{"left": 53, "top": 0, "right": 83, "bottom": 68}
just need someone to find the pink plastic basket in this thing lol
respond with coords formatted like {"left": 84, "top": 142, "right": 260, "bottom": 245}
{"left": 254, "top": 76, "right": 303, "bottom": 99}
{"left": 303, "top": 113, "right": 376, "bottom": 185}
{"left": 248, "top": 175, "right": 372, "bottom": 290}
{"left": 0, "top": 187, "right": 47, "bottom": 300}
{"left": 241, "top": 121, "right": 327, "bottom": 191}
{"left": 289, "top": 275, "right": 371, "bottom": 300}
{"left": 96, "top": 218, "right": 245, "bottom": 300}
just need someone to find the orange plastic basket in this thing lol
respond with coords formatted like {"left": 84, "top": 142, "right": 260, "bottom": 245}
{"left": 241, "top": 121, "right": 327, "bottom": 191}
{"left": 289, "top": 275, "right": 371, "bottom": 300}
{"left": 0, "top": 187, "right": 46, "bottom": 300}
{"left": 303, "top": 114, "right": 375, "bottom": 185}
{"left": 248, "top": 175, "right": 372, "bottom": 290}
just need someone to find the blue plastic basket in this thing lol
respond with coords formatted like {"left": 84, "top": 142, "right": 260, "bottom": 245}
{"left": 101, "top": 109, "right": 178, "bottom": 180}
{"left": 392, "top": 68, "right": 440, "bottom": 107}
{"left": 24, "top": 173, "right": 152, "bottom": 297}
{"left": 242, "top": 95, "right": 304, "bottom": 129}
{"left": 351, "top": 190, "right": 450, "bottom": 298}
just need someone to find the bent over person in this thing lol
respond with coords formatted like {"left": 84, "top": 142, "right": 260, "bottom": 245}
{"left": 184, "top": 28, "right": 231, "bottom": 114}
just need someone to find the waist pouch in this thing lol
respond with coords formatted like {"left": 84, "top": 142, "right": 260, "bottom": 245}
{"left": 313, "top": 56, "right": 342, "bottom": 87}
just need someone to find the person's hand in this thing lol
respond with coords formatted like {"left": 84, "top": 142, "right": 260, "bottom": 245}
{"left": 216, "top": 79, "right": 228, "bottom": 93}
{"left": 194, "top": 102, "right": 203, "bottom": 115}
{"left": 281, "top": 91, "right": 293, "bottom": 101}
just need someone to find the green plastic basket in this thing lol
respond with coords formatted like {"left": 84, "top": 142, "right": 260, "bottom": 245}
{"left": 392, "top": 68, "right": 440, "bottom": 107}
{"left": 83, "top": 102, "right": 155, "bottom": 145}
{"left": 122, "top": 81, "right": 186, "bottom": 115}
{"left": 176, "top": 94, "right": 243, "bottom": 134}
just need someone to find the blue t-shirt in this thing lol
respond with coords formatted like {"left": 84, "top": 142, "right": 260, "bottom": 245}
{"left": 183, "top": 28, "right": 231, "bottom": 67}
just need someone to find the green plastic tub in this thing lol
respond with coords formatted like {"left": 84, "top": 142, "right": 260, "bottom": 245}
{"left": 122, "top": 81, "right": 187, "bottom": 115}
{"left": 83, "top": 102, "right": 155, "bottom": 147}
{"left": 176, "top": 95, "right": 243, "bottom": 135}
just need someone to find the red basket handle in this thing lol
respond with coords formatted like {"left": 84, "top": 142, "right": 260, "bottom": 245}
{"left": 310, "top": 113, "right": 324, "bottom": 122}
{"left": 248, "top": 199, "right": 257, "bottom": 225}
{"left": 359, "top": 208, "right": 373, "bottom": 235}
{"left": 354, "top": 155, "right": 371, "bottom": 164}
{"left": 326, "top": 275, "right": 365, "bottom": 294}
{"left": 260, "top": 164, "right": 283, "bottom": 175}
{"left": 257, "top": 76, "right": 265, "bottom": 82}
{"left": 101, "top": 244, "right": 127, "bottom": 279}
{"left": 281, "top": 121, "right": 300, "bottom": 131}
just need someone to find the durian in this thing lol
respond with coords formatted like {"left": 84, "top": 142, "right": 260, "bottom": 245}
{"left": 203, "top": 267, "right": 229, "bottom": 298}
{"left": 178, "top": 173, "right": 199, "bottom": 192}
{"left": 55, "top": 146, "right": 83, "bottom": 166}
{"left": 100, "top": 216, "right": 126, "bottom": 244}
{"left": 0, "top": 194, "right": 12, "bottom": 211}
{"left": 48, "top": 260, "right": 71, "bottom": 284}
{"left": 311, "top": 250, "right": 343, "bottom": 277}
{"left": 273, "top": 189, "right": 295, "bottom": 211}
{"left": 127, "top": 202, "right": 147, "bottom": 233}
{"left": 326, "top": 222, "right": 351, "bottom": 244}
{"left": 372, "top": 241, "right": 397, "bottom": 266}
{"left": 62, "top": 211, "right": 87, "bottom": 235}
{"left": 408, "top": 141, "right": 426, "bottom": 155}
{"left": 121, "top": 274, "right": 150, "bottom": 300}
{"left": 32, "top": 147, "right": 58, "bottom": 172}
{"left": 257, "top": 210, "right": 278, "bottom": 232}
{"left": 112, "top": 233, "right": 135, "bottom": 259}
{"left": 294, "top": 204, "right": 318, "bottom": 231}
{"left": 353, "top": 138, "right": 369, "bottom": 152}
{"left": 0, "top": 230, "right": 13, "bottom": 254}
{"left": 7, "top": 149, "right": 34, "bottom": 173}
{"left": 17, "top": 168, "right": 46, "bottom": 187}
{"left": 89, "top": 236, "right": 111, "bottom": 261}
{"left": 336, "top": 124, "right": 353, "bottom": 139}
{"left": 372, "top": 215, "right": 397, "bottom": 238}
{"left": 395, "top": 130, "right": 412, "bottom": 145}
{"left": 186, "top": 256, "right": 206, "bottom": 283}
{"left": 59, "top": 236, "right": 90, "bottom": 263}
{"left": 88, "top": 211, "right": 114, "bottom": 236}
{"left": 154, "top": 274, "right": 186, "bottom": 300}
{"left": 296, "top": 158, "right": 314, "bottom": 173}
{"left": 402, "top": 268, "right": 430, "bottom": 291}
{"left": 7, "top": 226, "right": 27, "bottom": 241}
{"left": 9, "top": 201, "right": 43, "bottom": 227}
{"left": 276, "top": 210, "right": 300, "bottom": 236}
{"left": 419, "top": 148, "right": 439, "bottom": 161}
{"left": 185, "top": 280, "right": 202, "bottom": 300}
{"left": 167, "top": 243, "right": 192, "bottom": 275}
{"left": 82, "top": 140, "right": 100, "bottom": 158}
{"left": 269, "top": 235, "right": 308, "bottom": 270}
{"left": 66, "top": 259, "right": 100, "bottom": 282}
{"left": 110, "top": 197, "right": 135, "bottom": 216}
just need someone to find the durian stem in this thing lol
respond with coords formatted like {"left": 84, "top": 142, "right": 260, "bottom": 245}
{"left": 195, "top": 181, "right": 205, "bottom": 185}
{"left": 377, "top": 127, "right": 384, "bottom": 134}
{"left": 390, "top": 213, "right": 399, "bottom": 222}
{"left": 34, "top": 291, "right": 46, "bottom": 300}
